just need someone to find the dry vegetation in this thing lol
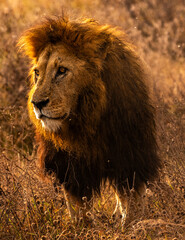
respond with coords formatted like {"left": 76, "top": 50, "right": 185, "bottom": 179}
{"left": 0, "top": 0, "right": 185, "bottom": 239}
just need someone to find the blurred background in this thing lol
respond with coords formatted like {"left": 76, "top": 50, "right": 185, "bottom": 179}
{"left": 0, "top": 0, "right": 185, "bottom": 239}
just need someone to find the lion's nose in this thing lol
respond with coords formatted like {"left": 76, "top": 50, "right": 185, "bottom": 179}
{"left": 31, "top": 98, "right": 49, "bottom": 110}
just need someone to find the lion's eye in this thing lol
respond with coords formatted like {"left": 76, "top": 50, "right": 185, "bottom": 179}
{"left": 34, "top": 69, "right": 39, "bottom": 77}
{"left": 56, "top": 66, "right": 68, "bottom": 78}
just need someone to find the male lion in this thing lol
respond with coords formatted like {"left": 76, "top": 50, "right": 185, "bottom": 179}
{"left": 18, "top": 16, "right": 161, "bottom": 224}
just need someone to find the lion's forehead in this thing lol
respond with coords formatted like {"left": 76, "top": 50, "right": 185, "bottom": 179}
{"left": 36, "top": 44, "right": 85, "bottom": 73}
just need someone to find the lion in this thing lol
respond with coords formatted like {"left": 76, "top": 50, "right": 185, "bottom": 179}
{"left": 18, "top": 16, "right": 161, "bottom": 224}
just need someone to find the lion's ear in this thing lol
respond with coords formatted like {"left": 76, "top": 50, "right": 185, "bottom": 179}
{"left": 83, "top": 35, "right": 111, "bottom": 61}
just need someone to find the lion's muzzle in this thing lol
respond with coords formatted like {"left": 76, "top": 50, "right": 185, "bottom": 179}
{"left": 31, "top": 98, "right": 50, "bottom": 111}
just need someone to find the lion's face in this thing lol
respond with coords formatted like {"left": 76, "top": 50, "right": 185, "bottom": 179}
{"left": 30, "top": 44, "right": 88, "bottom": 132}
{"left": 29, "top": 43, "right": 107, "bottom": 136}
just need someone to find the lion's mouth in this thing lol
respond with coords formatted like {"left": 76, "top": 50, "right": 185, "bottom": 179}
{"left": 33, "top": 107, "right": 68, "bottom": 121}
{"left": 40, "top": 113, "right": 68, "bottom": 120}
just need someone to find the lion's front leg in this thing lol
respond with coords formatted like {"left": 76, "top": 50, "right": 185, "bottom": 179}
{"left": 113, "top": 181, "right": 146, "bottom": 225}
{"left": 112, "top": 190, "right": 128, "bottom": 225}
{"left": 63, "top": 188, "right": 93, "bottom": 224}
{"left": 63, "top": 189, "right": 80, "bottom": 222}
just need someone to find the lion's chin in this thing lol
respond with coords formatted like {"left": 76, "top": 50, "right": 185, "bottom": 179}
{"left": 41, "top": 118, "right": 62, "bottom": 132}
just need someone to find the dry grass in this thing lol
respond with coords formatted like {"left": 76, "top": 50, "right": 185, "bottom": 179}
{"left": 0, "top": 0, "right": 185, "bottom": 239}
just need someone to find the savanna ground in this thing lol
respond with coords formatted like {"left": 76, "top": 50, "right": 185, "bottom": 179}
{"left": 0, "top": 0, "right": 185, "bottom": 239}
